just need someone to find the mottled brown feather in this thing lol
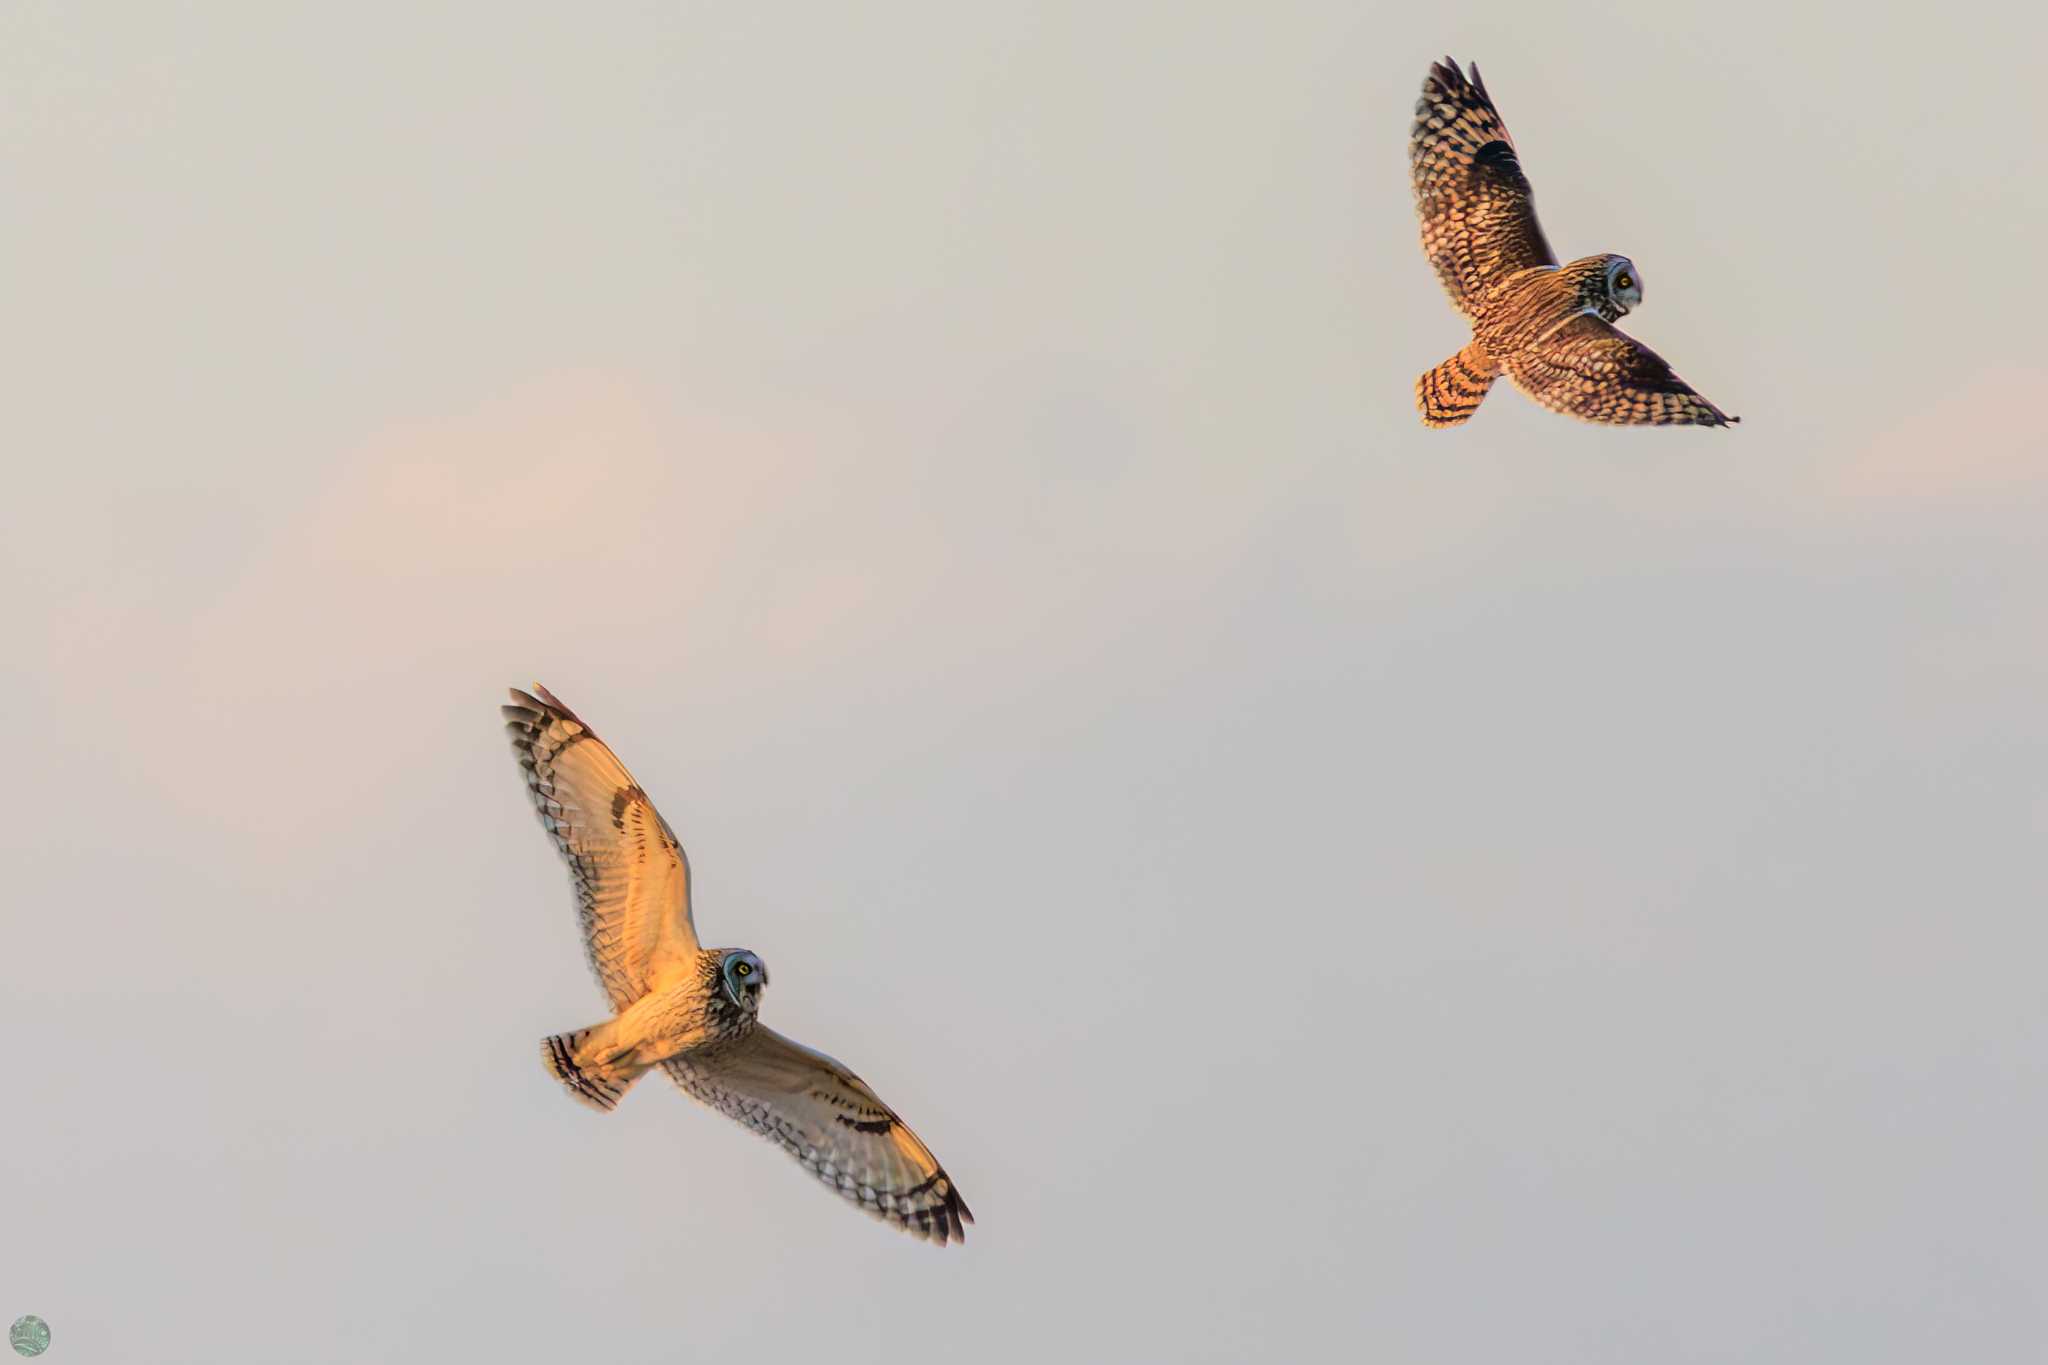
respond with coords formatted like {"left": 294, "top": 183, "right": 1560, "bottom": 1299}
{"left": 1410, "top": 57, "right": 1557, "bottom": 318}
{"left": 1505, "top": 313, "right": 1737, "bottom": 427}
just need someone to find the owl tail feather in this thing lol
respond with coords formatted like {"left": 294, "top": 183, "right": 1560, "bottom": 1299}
{"left": 1417, "top": 341, "right": 1501, "bottom": 428}
{"left": 541, "top": 1024, "right": 650, "bottom": 1113}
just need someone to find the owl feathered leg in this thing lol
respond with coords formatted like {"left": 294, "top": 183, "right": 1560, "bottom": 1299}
{"left": 541, "top": 1021, "right": 653, "bottom": 1113}
{"left": 1417, "top": 339, "right": 1502, "bottom": 428}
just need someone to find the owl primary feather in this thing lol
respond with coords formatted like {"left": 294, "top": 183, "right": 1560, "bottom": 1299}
{"left": 1410, "top": 58, "right": 1738, "bottom": 428}
{"left": 502, "top": 684, "right": 972, "bottom": 1245}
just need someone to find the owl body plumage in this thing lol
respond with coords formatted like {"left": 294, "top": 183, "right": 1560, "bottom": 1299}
{"left": 1409, "top": 59, "right": 1737, "bottom": 428}
{"left": 503, "top": 684, "right": 972, "bottom": 1245}
{"left": 583, "top": 949, "right": 756, "bottom": 1068}
{"left": 536, "top": 952, "right": 750, "bottom": 1111}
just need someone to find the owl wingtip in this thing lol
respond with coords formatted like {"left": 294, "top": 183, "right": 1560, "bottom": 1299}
{"left": 511, "top": 682, "right": 583, "bottom": 725}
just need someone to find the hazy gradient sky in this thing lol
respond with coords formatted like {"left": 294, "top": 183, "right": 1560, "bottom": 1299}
{"left": 5, "top": 4, "right": 2047, "bottom": 1362}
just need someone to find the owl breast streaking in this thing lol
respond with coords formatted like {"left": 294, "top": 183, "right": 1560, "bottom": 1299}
{"left": 1409, "top": 58, "right": 1737, "bottom": 429}
{"left": 503, "top": 684, "right": 972, "bottom": 1245}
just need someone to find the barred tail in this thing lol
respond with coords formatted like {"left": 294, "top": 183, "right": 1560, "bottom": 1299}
{"left": 1416, "top": 341, "right": 1501, "bottom": 428}
{"left": 541, "top": 1024, "right": 646, "bottom": 1113}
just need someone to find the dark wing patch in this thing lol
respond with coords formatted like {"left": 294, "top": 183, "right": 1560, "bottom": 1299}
{"left": 838, "top": 1115, "right": 897, "bottom": 1134}
{"left": 610, "top": 785, "right": 647, "bottom": 831}
{"left": 1506, "top": 313, "right": 1739, "bottom": 427}
{"left": 1410, "top": 57, "right": 1558, "bottom": 317}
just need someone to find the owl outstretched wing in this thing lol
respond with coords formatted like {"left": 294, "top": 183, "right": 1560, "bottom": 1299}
{"left": 1505, "top": 313, "right": 1738, "bottom": 426}
{"left": 1410, "top": 58, "right": 1557, "bottom": 317}
{"left": 665, "top": 1027, "right": 972, "bottom": 1245}
{"left": 503, "top": 685, "right": 699, "bottom": 1011}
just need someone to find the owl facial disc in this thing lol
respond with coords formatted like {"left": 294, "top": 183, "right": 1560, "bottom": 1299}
{"left": 721, "top": 950, "right": 769, "bottom": 1010}
{"left": 1606, "top": 256, "right": 1643, "bottom": 313}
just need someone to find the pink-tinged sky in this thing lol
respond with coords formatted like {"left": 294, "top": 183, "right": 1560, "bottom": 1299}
{"left": 4, "top": 4, "right": 2046, "bottom": 1363}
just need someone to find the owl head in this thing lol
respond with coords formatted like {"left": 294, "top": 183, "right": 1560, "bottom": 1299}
{"left": 719, "top": 949, "right": 770, "bottom": 1012}
{"left": 1603, "top": 255, "right": 1643, "bottom": 314}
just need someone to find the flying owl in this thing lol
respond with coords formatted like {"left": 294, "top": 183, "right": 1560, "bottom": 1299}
{"left": 502, "top": 685, "right": 972, "bottom": 1245}
{"left": 1410, "top": 58, "right": 1737, "bottom": 428}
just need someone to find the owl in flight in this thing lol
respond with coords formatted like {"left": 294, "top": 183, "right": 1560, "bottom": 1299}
{"left": 502, "top": 685, "right": 972, "bottom": 1245}
{"left": 1410, "top": 58, "right": 1737, "bottom": 428}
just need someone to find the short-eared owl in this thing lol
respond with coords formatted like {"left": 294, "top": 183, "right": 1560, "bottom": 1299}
{"left": 502, "top": 685, "right": 972, "bottom": 1245}
{"left": 1410, "top": 58, "right": 1737, "bottom": 428}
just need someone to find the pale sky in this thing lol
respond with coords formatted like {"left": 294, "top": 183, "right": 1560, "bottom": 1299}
{"left": 5, "top": 4, "right": 2046, "bottom": 1362}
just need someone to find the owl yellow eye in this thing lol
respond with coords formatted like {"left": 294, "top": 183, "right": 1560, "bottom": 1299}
{"left": 736, "top": 962, "right": 752, "bottom": 977}
{"left": 1617, "top": 274, "right": 1633, "bottom": 290}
